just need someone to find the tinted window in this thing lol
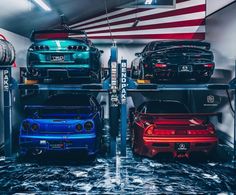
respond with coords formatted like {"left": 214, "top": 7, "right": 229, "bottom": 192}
{"left": 144, "top": 101, "right": 189, "bottom": 113}
{"left": 45, "top": 94, "right": 91, "bottom": 106}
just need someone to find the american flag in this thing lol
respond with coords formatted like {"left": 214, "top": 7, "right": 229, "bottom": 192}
{"left": 70, "top": 0, "right": 206, "bottom": 42}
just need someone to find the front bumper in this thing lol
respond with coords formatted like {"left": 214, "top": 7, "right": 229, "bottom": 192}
{"left": 140, "top": 136, "right": 218, "bottom": 158}
{"left": 19, "top": 134, "right": 97, "bottom": 155}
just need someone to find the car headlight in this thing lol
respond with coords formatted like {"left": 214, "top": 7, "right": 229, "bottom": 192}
{"left": 22, "top": 121, "right": 30, "bottom": 131}
{"left": 76, "top": 124, "right": 83, "bottom": 131}
{"left": 84, "top": 121, "right": 94, "bottom": 131}
{"left": 31, "top": 123, "right": 39, "bottom": 131}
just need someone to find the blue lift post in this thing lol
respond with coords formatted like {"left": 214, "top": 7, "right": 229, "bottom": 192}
{"left": 120, "top": 59, "right": 127, "bottom": 156}
{"left": 234, "top": 60, "right": 236, "bottom": 163}
{"left": 109, "top": 45, "right": 119, "bottom": 157}
{"left": 1, "top": 67, "right": 12, "bottom": 157}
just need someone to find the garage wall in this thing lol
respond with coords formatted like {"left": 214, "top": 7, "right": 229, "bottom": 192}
{"left": 0, "top": 28, "right": 31, "bottom": 145}
{"left": 205, "top": 2, "right": 236, "bottom": 146}
{"left": 71, "top": 0, "right": 206, "bottom": 43}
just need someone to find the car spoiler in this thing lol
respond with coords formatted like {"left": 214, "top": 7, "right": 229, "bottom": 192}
{"left": 154, "top": 41, "right": 211, "bottom": 50}
{"left": 24, "top": 105, "right": 92, "bottom": 110}
{"left": 30, "top": 29, "right": 88, "bottom": 42}
{"left": 24, "top": 105, "right": 98, "bottom": 119}
{"left": 138, "top": 112, "right": 222, "bottom": 123}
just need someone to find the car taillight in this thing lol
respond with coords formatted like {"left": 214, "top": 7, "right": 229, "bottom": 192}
{"left": 32, "top": 45, "right": 49, "bottom": 51}
{"left": 204, "top": 63, "right": 214, "bottom": 68}
{"left": 67, "top": 45, "right": 88, "bottom": 51}
{"left": 76, "top": 124, "right": 83, "bottom": 131}
{"left": 22, "top": 121, "right": 30, "bottom": 131}
{"left": 31, "top": 123, "right": 39, "bottom": 131}
{"left": 145, "top": 125, "right": 154, "bottom": 135}
{"left": 84, "top": 121, "right": 94, "bottom": 131}
{"left": 187, "top": 129, "right": 214, "bottom": 135}
{"left": 155, "top": 130, "right": 175, "bottom": 135}
{"left": 155, "top": 63, "right": 167, "bottom": 68}
{"left": 207, "top": 124, "right": 215, "bottom": 135}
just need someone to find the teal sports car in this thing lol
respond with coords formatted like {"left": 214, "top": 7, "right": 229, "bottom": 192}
{"left": 26, "top": 30, "right": 103, "bottom": 83}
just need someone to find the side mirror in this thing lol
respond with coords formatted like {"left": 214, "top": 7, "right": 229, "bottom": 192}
{"left": 100, "top": 101, "right": 106, "bottom": 106}
{"left": 135, "top": 52, "right": 141, "bottom": 57}
{"left": 100, "top": 50, "right": 104, "bottom": 54}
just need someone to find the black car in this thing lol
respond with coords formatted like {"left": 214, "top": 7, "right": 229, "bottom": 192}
{"left": 26, "top": 29, "right": 103, "bottom": 83}
{"left": 131, "top": 41, "right": 215, "bottom": 83}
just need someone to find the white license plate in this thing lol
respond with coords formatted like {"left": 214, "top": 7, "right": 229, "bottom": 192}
{"left": 178, "top": 65, "right": 192, "bottom": 72}
{"left": 51, "top": 55, "right": 64, "bottom": 62}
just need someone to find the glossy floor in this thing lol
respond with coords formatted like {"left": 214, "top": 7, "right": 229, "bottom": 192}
{"left": 0, "top": 145, "right": 235, "bottom": 194}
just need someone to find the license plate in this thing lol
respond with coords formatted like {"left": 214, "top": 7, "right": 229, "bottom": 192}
{"left": 175, "top": 143, "right": 190, "bottom": 151}
{"left": 178, "top": 65, "right": 192, "bottom": 72}
{"left": 49, "top": 141, "right": 64, "bottom": 149}
{"left": 51, "top": 55, "right": 64, "bottom": 62}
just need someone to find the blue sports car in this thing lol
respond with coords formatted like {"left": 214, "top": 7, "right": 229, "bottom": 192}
{"left": 26, "top": 29, "right": 103, "bottom": 83}
{"left": 19, "top": 94, "right": 104, "bottom": 159}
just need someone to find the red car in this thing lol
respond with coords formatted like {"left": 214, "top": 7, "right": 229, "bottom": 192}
{"left": 129, "top": 101, "right": 218, "bottom": 158}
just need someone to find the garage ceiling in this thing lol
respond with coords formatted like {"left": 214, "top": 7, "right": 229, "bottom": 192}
{"left": 0, "top": 0, "right": 132, "bottom": 38}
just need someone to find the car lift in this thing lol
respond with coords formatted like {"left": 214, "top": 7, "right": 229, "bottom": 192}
{"left": 1, "top": 45, "right": 236, "bottom": 163}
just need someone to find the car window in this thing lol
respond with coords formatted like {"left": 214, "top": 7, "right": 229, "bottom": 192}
{"left": 143, "top": 101, "right": 190, "bottom": 113}
{"left": 45, "top": 94, "right": 91, "bottom": 106}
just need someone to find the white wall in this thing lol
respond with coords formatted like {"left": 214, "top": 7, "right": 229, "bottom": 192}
{"left": 0, "top": 28, "right": 31, "bottom": 145}
{"left": 206, "top": 0, "right": 235, "bottom": 16}
{"left": 97, "top": 44, "right": 145, "bottom": 68}
{"left": 205, "top": 2, "right": 236, "bottom": 146}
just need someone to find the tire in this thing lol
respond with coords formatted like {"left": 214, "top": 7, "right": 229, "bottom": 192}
{"left": 0, "top": 40, "right": 15, "bottom": 65}
{"left": 91, "top": 71, "right": 101, "bottom": 83}
{"left": 131, "top": 67, "right": 138, "bottom": 79}
{"left": 138, "top": 64, "right": 145, "bottom": 80}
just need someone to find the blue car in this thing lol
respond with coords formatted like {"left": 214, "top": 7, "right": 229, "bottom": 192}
{"left": 19, "top": 94, "right": 104, "bottom": 159}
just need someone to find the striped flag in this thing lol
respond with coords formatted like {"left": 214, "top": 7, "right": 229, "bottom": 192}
{"left": 70, "top": 0, "right": 206, "bottom": 42}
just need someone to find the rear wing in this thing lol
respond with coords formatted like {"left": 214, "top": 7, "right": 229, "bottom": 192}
{"left": 25, "top": 105, "right": 92, "bottom": 110}
{"left": 138, "top": 112, "right": 222, "bottom": 123}
{"left": 154, "top": 41, "right": 211, "bottom": 50}
{"left": 30, "top": 29, "right": 88, "bottom": 42}
{"left": 24, "top": 105, "right": 97, "bottom": 118}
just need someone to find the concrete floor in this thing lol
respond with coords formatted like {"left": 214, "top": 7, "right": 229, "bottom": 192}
{"left": 0, "top": 144, "right": 235, "bottom": 194}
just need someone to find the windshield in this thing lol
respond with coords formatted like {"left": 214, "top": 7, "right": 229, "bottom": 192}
{"left": 45, "top": 94, "right": 91, "bottom": 106}
{"left": 25, "top": 94, "right": 96, "bottom": 118}
{"left": 144, "top": 101, "right": 190, "bottom": 114}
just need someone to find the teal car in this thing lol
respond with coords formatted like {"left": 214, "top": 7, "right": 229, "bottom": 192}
{"left": 26, "top": 30, "right": 102, "bottom": 83}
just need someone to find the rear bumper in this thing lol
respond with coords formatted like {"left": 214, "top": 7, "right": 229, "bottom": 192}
{"left": 19, "top": 134, "right": 97, "bottom": 155}
{"left": 145, "top": 65, "right": 214, "bottom": 81}
{"left": 140, "top": 136, "right": 218, "bottom": 158}
{"left": 26, "top": 66, "right": 95, "bottom": 80}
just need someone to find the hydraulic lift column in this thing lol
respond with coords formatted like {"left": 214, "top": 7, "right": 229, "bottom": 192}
{"left": 120, "top": 59, "right": 127, "bottom": 156}
{"left": 2, "top": 67, "right": 12, "bottom": 157}
{"left": 109, "top": 45, "right": 119, "bottom": 157}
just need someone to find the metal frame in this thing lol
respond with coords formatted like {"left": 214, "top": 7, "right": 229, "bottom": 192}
{"left": 0, "top": 66, "right": 12, "bottom": 157}
{"left": 125, "top": 76, "right": 236, "bottom": 160}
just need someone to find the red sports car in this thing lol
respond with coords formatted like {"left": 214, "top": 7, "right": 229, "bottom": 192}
{"left": 129, "top": 100, "right": 218, "bottom": 158}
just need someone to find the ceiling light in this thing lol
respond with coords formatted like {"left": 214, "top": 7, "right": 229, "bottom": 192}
{"left": 33, "top": 0, "right": 51, "bottom": 11}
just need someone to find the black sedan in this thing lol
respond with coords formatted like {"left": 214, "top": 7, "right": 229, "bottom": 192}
{"left": 131, "top": 41, "right": 215, "bottom": 83}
